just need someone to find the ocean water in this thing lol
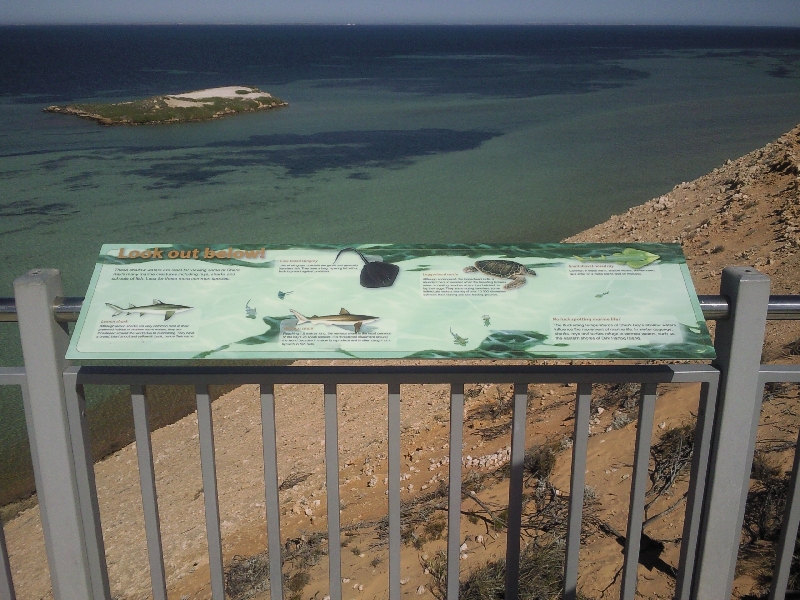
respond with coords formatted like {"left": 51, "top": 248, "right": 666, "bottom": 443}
{"left": 1, "top": 25, "right": 799, "bottom": 498}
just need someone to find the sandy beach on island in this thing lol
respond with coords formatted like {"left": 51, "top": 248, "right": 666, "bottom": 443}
{"left": 163, "top": 87, "right": 273, "bottom": 108}
{"left": 163, "top": 86, "right": 277, "bottom": 108}
{"left": 168, "top": 86, "right": 274, "bottom": 100}
{"left": 2, "top": 123, "right": 800, "bottom": 600}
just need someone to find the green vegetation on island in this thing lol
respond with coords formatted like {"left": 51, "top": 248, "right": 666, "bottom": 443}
{"left": 44, "top": 86, "right": 287, "bottom": 125}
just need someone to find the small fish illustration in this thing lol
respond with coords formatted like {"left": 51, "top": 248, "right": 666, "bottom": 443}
{"left": 290, "top": 308, "right": 379, "bottom": 334}
{"left": 245, "top": 300, "right": 257, "bottom": 319}
{"left": 573, "top": 248, "right": 660, "bottom": 269}
{"left": 595, "top": 291, "right": 610, "bottom": 298}
{"left": 277, "top": 290, "right": 293, "bottom": 300}
{"left": 450, "top": 328, "right": 468, "bottom": 346}
{"left": 482, "top": 314, "right": 491, "bottom": 327}
{"left": 106, "top": 299, "right": 192, "bottom": 321}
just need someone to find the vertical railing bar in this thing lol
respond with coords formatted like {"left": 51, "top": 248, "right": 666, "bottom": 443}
{"left": 564, "top": 383, "right": 592, "bottom": 600}
{"left": 693, "top": 267, "right": 770, "bottom": 599}
{"left": 196, "top": 385, "right": 225, "bottom": 600}
{"left": 14, "top": 270, "right": 103, "bottom": 599}
{"left": 0, "top": 511, "right": 16, "bottom": 600}
{"left": 504, "top": 382, "right": 528, "bottom": 600}
{"left": 63, "top": 371, "right": 112, "bottom": 600}
{"left": 675, "top": 378, "right": 719, "bottom": 600}
{"left": 1, "top": 375, "right": 27, "bottom": 600}
{"left": 769, "top": 389, "right": 800, "bottom": 599}
{"left": 324, "top": 383, "right": 342, "bottom": 600}
{"left": 447, "top": 383, "right": 465, "bottom": 600}
{"left": 130, "top": 385, "right": 168, "bottom": 600}
{"left": 0, "top": 349, "right": 26, "bottom": 600}
{"left": 620, "top": 383, "right": 658, "bottom": 600}
{"left": 388, "top": 383, "right": 401, "bottom": 600}
{"left": 260, "top": 384, "right": 284, "bottom": 600}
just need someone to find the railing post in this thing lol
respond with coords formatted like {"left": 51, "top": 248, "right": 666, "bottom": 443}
{"left": 0, "top": 510, "right": 15, "bottom": 600}
{"left": 14, "top": 269, "right": 109, "bottom": 600}
{"left": 692, "top": 267, "right": 770, "bottom": 599}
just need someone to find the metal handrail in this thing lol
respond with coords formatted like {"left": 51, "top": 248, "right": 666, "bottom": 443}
{"left": 2, "top": 295, "right": 800, "bottom": 323}
{"left": 0, "top": 296, "right": 83, "bottom": 322}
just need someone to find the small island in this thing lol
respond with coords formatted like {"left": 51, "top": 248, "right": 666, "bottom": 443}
{"left": 44, "top": 86, "right": 287, "bottom": 126}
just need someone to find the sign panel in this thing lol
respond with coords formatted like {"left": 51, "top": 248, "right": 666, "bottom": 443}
{"left": 66, "top": 244, "right": 715, "bottom": 360}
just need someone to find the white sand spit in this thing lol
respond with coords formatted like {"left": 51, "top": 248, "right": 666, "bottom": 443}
{"left": 168, "top": 86, "right": 272, "bottom": 100}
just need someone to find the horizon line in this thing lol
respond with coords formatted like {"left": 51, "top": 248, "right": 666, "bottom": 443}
{"left": 2, "top": 22, "right": 800, "bottom": 28}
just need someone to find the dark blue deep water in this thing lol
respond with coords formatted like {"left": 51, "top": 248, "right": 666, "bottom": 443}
{"left": 1, "top": 25, "right": 799, "bottom": 501}
{"left": 2, "top": 26, "right": 800, "bottom": 102}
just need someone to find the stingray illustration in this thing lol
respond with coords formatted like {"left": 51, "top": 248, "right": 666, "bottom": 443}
{"left": 334, "top": 247, "right": 399, "bottom": 288}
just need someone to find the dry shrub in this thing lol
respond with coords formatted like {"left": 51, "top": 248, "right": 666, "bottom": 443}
{"left": 739, "top": 452, "right": 800, "bottom": 594}
{"left": 478, "top": 421, "right": 511, "bottom": 441}
{"left": 648, "top": 421, "right": 695, "bottom": 504}
{"left": 742, "top": 453, "right": 788, "bottom": 545}
{"left": 595, "top": 383, "right": 640, "bottom": 411}
{"left": 374, "top": 482, "right": 449, "bottom": 547}
{"left": 283, "top": 532, "right": 328, "bottom": 569}
{"left": 285, "top": 570, "right": 310, "bottom": 599}
{"left": 784, "top": 338, "right": 800, "bottom": 357}
{"left": 611, "top": 412, "right": 632, "bottom": 430}
{"left": 279, "top": 471, "right": 312, "bottom": 491}
{"left": 524, "top": 443, "right": 558, "bottom": 482}
{"left": 423, "top": 514, "right": 447, "bottom": 541}
{"left": 423, "top": 541, "right": 593, "bottom": 600}
{"left": 522, "top": 480, "right": 600, "bottom": 544}
{"left": 225, "top": 554, "right": 270, "bottom": 600}
{"left": 224, "top": 532, "right": 328, "bottom": 599}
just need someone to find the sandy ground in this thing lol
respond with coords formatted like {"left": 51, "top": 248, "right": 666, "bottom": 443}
{"left": 3, "top": 124, "right": 800, "bottom": 600}
{"left": 164, "top": 87, "right": 274, "bottom": 108}
{"left": 168, "top": 87, "right": 274, "bottom": 100}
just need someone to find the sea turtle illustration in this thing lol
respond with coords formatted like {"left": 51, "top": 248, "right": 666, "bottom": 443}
{"left": 463, "top": 260, "right": 536, "bottom": 290}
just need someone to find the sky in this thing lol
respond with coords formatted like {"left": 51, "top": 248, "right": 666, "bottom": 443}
{"left": 3, "top": 0, "right": 800, "bottom": 26}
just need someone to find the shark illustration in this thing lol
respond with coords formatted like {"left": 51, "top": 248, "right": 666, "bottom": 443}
{"left": 573, "top": 248, "right": 660, "bottom": 269}
{"left": 290, "top": 308, "right": 379, "bottom": 334}
{"left": 106, "top": 299, "right": 193, "bottom": 321}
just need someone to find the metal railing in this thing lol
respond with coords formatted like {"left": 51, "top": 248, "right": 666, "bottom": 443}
{"left": 66, "top": 364, "right": 720, "bottom": 600}
{"left": 0, "top": 266, "right": 798, "bottom": 600}
{"left": 0, "top": 368, "right": 27, "bottom": 600}
{"left": 3, "top": 294, "right": 800, "bottom": 323}
{"left": 758, "top": 366, "right": 800, "bottom": 600}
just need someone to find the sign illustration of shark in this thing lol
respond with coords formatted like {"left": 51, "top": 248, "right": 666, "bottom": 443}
{"left": 106, "top": 299, "right": 193, "bottom": 321}
{"left": 290, "top": 308, "right": 379, "bottom": 334}
{"left": 573, "top": 248, "right": 660, "bottom": 269}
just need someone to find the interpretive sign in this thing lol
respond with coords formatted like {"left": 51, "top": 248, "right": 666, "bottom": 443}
{"left": 66, "top": 243, "right": 715, "bottom": 360}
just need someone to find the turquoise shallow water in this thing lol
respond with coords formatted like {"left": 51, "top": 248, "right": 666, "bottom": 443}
{"left": 3, "top": 52, "right": 799, "bottom": 300}
{"left": 1, "top": 26, "right": 799, "bottom": 496}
